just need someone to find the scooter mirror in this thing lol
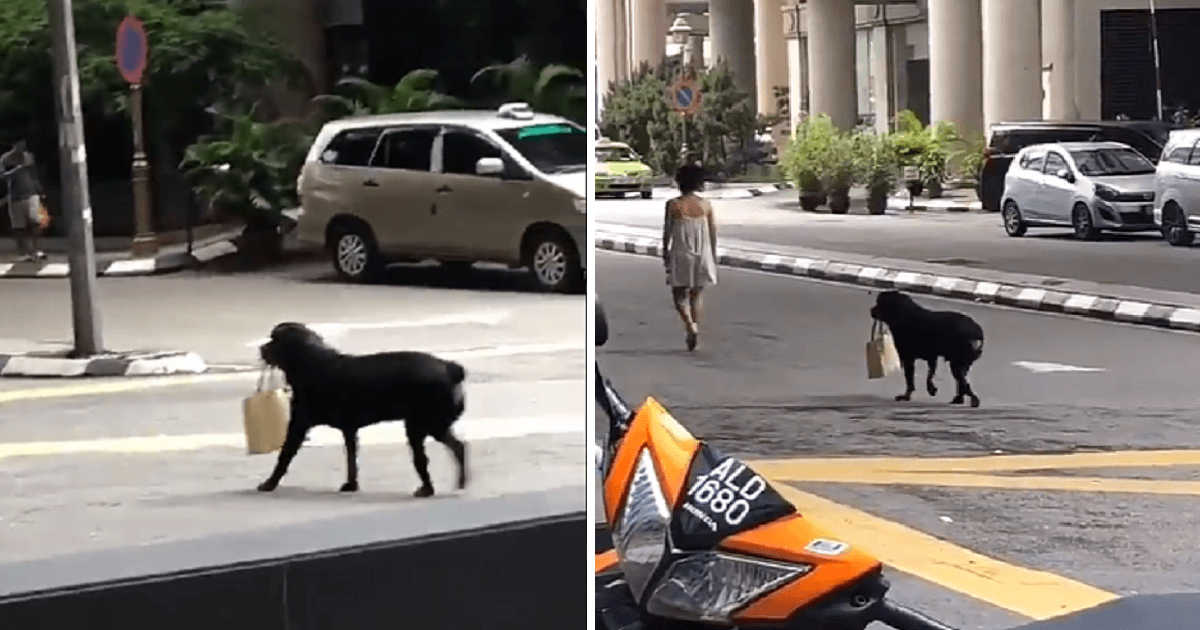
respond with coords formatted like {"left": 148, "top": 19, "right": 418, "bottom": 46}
{"left": 596, "top": 299, "right": 608, "bottom": 347}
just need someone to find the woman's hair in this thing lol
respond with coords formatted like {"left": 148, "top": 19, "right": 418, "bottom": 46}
{"left": 674, "top": 164, "right": 706, "bottom": 194}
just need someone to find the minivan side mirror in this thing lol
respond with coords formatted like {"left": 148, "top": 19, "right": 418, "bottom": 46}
{"left": 1057, "top": 168, "right": 1075, "bottom": 183}
{"left": 475, "top": 157, "right": 504, "bottom": 176}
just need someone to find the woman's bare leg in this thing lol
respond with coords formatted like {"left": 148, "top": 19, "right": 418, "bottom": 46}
{"left": 688, "top": 288, "right": 704, "bottom": 328}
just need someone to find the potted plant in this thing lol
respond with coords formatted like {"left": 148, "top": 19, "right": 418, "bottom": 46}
{"left": 824, "top": 129, "right": 857, "bottom": 214}
{"left": 920, "top": 120, "right": 960, "bottom": 198}
{"left": 855, "top": 131, "right": 899, "bottom": 215}
{"left": 951, "top": 132, "right": 988, "bottom": 197}
{"left": 781, "top": 113, "right": 836, "bottom": 211}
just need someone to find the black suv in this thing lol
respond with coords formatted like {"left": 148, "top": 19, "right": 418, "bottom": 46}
{"left": 979, "top": 120, "right": 1177, "bottom": 212}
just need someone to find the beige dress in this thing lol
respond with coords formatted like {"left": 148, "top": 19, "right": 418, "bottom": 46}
{"left": 664, "top": 194, "right": 718, "bottom": 288}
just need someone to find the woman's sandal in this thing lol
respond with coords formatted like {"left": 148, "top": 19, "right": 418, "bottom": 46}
{"left": 685, "top": 325, "right": 698, "bottom": 351}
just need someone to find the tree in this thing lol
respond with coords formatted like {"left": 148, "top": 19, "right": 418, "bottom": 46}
{"left": 470, "top": 56, "right": 585, "bottom": 124}
{"left": 310, "top": 69, "right": 467, "bottom": 122}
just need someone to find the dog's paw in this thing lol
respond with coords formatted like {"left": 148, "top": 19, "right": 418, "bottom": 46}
{"left": 256, "top": 480, "right": 279, "bottom": 492}
{"left": 950, "top": 396, "right": 965, "bottom": 405}
{"left": 927, "top": 384, "right": 938, "bottom": 397}
{"left": 413, "top": 486, "right": 435, "bottom": 498}
{"left": 895, "top": 393, "right": 912, "bottom": 402}
{"left": 970, "top": 397, "right": 981, "bottom": 408}
{"left": 339, "top": 481, "right": 359, "bottom": 493}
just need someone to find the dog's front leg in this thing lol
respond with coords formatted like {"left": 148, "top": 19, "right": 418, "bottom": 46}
{"left": 406, "top": 423, "right": 436, "bottom": 498}
{"left": 925, "top": 358, "right": 938, "bottom": 397}
{"left": 895, "top": 356, "right": 916, "bottom": 402}
{"left": 340, "top": 427, "right": 360, "bottom": 492}
{"left": 434, "top": 428, "right": 468, "bottom": 490}
{"left": 258, "top": 412, "right": 309, "bottom": 492}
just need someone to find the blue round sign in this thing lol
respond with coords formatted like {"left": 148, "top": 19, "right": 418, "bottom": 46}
{"left": 116, "top": 16, "right": 148, "bottom": 84}
{"left": 674, "top": 86, "right": 694, "bottom": 109}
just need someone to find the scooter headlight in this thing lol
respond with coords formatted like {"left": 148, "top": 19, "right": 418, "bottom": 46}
{"left": 646, "top": 551, "right": 811, "bottom": 623}
{"left": 611, "top": 447, "right": 670, "bottom": 601}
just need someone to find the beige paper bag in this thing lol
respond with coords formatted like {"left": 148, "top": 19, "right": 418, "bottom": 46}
{"left": 866, "top": 320, "right": 901, "bottom": 380}
{"left": 242, "top": 368, "right": 290, "bottom": 455}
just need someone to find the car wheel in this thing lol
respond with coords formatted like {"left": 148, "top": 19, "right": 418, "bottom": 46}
{"left": 640, "top": 190, "right": 652, "bottom": 199}
{"left": 1071, "top": 204, "right": 1099, "bottom": 241}
{"left": 331, "top": 223, "right": 384, "bottom": 282}
{"left": 526, "top": 230, "right": 583, "bottom": 293}
{"left": 1163, "top": 204, "right": 1195, "bottom": 247}
{"left": 1002, "top": 200, "right": 1027, "bottom": 237}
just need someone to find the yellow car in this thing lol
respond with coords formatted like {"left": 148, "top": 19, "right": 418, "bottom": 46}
{"left": 595, "top": 139, "right": 654, "bottom": 199}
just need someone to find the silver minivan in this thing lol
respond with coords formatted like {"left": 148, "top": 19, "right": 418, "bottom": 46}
{"left": 1153, "top": 128, "right": 1200, "bottom": 246}
{"left": 1001, "top": 141, "right": 1158, "bottom": 240}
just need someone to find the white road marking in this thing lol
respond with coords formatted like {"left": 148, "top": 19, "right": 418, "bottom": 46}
{"left": 1012, "top": 361, "right": 1105, "bottom": 373}
{"left": 1170, "top": 309, "right": 1200, "bottom": 326}
{"left": 243, "top": 312, "right": 512, "bottom": 348}
{"left": 1114, "top": 301, "right": 1152, "bottom": 321}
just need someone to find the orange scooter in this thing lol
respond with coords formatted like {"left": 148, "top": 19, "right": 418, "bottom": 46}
{"left": 594, "top": 299, "right": 1198, "bottom": 630}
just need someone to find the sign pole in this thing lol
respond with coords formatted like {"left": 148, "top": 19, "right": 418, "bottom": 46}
{"left": 117, "top": 15, "right": 157, "bottom": 256}
{"left": 47, "top": 0, "right": 104, "bottom": 356}
{"left": 667, "top": 72, "right": 702, "bottom": 168}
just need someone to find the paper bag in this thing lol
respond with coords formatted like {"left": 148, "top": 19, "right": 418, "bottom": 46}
{"left": 866, "top": 320, "right": 901, "bottom": 379}
{"left": 242, "top": 368, "right": 289, "bottom": 455}
{"left": 36, "top": 203, "right": 50, "bottom": 230}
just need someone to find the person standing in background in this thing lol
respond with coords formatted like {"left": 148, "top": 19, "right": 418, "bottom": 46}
{"left": 1, "top": 140, "right": 46, "bottom": 262}
{"left": 662, "top": 164, "right": 718, "bottom": 351}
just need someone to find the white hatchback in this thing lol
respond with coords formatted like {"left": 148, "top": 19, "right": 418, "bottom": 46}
{"left": 1153, "top": 127, "right": 1200, "bottom": 246}
{"left": 1001, "top": 141, "right": 1158, "bottom": 240}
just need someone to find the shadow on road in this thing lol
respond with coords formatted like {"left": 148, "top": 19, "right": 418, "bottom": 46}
{"left": 1025, "top": 231, "right": 1165, "bottom": 244}
{"left": 307, "top": 262, "right": 557, "bottom": 294}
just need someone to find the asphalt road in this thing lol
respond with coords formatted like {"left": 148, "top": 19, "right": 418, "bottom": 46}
{"left": 596, "top": 250, "right": 1200, "bottom": 627}
{"left": 596, "top": 194, "right": 1200, "bottom": 295}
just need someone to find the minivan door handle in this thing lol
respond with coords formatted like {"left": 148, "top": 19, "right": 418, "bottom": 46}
{"left": 437, "top": 184, "right": 453, "bottom": 194}
{"left": 363, "top": 179, "right": 379, "bottom": 188}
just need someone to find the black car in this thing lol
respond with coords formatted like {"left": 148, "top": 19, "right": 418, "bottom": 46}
{"left": 979, "top": 120, "right": 1178, "bottom": 212}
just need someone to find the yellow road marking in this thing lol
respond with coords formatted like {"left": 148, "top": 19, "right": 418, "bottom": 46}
{"left": 0, "top": 372, "right": 254, "bottom": 404}
{"left": 774, "top": 484, "right": 1117, "bottom": 620}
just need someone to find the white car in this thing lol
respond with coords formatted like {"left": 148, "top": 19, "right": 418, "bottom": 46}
{"left": 1001, "top": 141, "right": 1158, "bottom": 240}
{"left": 1153, "top": 127, "right": 1200, "bottom": 246}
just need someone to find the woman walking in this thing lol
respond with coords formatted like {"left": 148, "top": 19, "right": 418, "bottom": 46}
{"left": 662, "top": 164, "right": 718, "bottom": 351}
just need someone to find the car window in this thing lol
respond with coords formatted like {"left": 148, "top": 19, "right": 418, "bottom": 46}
{"left": 1095, "top": 129, "right": 1162, "bottom": 161}
{"left": 991, "top": 129, "right": 1097, "bottom": 155}
{"left": 1164, "top": 145, "right": 1192, "bottom": 164}
{"left": 371, "top": 128, "right": 437, "bottom": 171}
{"left": 442, "top": 129, "right": 504, "bottom": 176}
{"left": 496, "top": 123, "right": 586, "bottom": 174}
{"left": 1069, "top": 147, "right": 1156, "bottom": 175}
{"left": 1044, "top": 152, "right": 1069, "bottom": 176}
{"left": 1187, "top": 142, "right": 1200, "bottom": 166}
{"left": 1024, "top": 151, "right": 1046, "bottom": 172}
{"left": 596, "top": 147, "right": 637, "bottom": 162}
{"left": 319, "top": 128, "right": 383, "bottom": 167}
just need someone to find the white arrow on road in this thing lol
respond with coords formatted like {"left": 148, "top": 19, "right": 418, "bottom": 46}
{"left": 1012, "top": 361, "right": 1105, "bottom": 373}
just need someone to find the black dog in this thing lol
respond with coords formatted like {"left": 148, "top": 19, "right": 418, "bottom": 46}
{"left": 256, "top": 322, "right": 468, "bottom": 497}
{"left": 870, "top": 291, "right": 985, "bottom": 407}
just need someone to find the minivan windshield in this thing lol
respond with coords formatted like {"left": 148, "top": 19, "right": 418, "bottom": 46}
{"left": 496, "top": 123, "right": 586, "bottom": 174}
{"left": 1069, "top": 148, "right": 1156, "bottom": 176}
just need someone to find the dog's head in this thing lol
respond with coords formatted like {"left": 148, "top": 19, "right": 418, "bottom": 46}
{"left": 870, "top": 290, "right": 916, "bottom": 324}
{"left": 259, "top": 322, "right": 333, "bottom": 372}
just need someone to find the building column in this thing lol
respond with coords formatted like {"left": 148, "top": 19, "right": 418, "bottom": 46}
{"left": 709, "top": 0, "right": 758, "bottom": 110}
{"left": 784, "top": 4, "right": 806, "bottom": 134}
{"left": 982, "top": 0, "right": 1043, "bottom": 130}
{"left": 629, "top": 0, "right": 666, "bottom": 72}
{"left": 806, "top": 0, "right": 857, "bottom": 130}
{"left": 1042, "top": 0, "right": 1078, "bottom": 120}
{"left": 755, "top": 0, "right": 789, "bottom": 116}
{"left": 928, "top": 0, "right": 983, "bottom": 136}
{"left": 597, "top": 0, "right": 618, "bottom": 102}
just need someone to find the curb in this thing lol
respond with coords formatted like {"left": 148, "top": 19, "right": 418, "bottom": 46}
{"left": 595, "top": 231, "right": 1200, "bottom": 334}
{"left": 0, "top": 350, "right": 208, "bottom": 378}
{"left": 887, "top": 195, "right": 983, "bottom": 213}
{"left": 0, "top": 239, "right": 240, "bottom": 279}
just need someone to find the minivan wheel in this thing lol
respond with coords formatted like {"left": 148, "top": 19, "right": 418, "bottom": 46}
{"left": 1163, "top": 204, "right": 1195, "bottom": 247}
{"left": 640, "top": 190, "right": 652, "bottom": 199}
{"left": 331, "top": 224, "right": 384, "bottom": 282}
{"left": 1002, "top": 201, "right": 1027, "bottom": 237}
{"left": 1072, "top": 204, "right": 1100, "bottom": 241}
{"left": 527, "top": 231, "right": 582, "bottom": 293}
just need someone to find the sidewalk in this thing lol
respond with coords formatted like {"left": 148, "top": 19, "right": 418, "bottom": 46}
{"left": 596, "top": 223, "right": 1200, "bottom": 334}
{"left": 0, "top": 224, "right": 242, "bottom": 279}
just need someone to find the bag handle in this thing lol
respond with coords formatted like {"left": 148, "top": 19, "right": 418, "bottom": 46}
{"left": 870, "top": 318, "right": 880, "bottom": 340}
{"left": 256, "top": 365, "right": 274, "bottom": 392}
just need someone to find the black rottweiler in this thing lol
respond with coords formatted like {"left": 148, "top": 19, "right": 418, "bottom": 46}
{"left": 256, "top": 322, "right": 468, "bottom": 497}
{"left": 870, "top": 291, "right": 985, "bottom": 407}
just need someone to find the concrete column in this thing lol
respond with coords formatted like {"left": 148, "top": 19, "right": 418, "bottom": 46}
{"left": 709, "top": 0, "right": 758, "bottom": 109}
{"left": 629, "top": 0, "right": 666, "bottom": 71}
{"left": 982, "top": 0, "right": 1043, "bottom": 130}
{"left": 1043, "top": 0, "right": 1078, "bottom": 120}
{"left": 806, "top": 0, "right": 857, "bottom": 130}
{"left": 928, "top": 0, "right": 983, "bottom": 136}
{"left": 755, "top": 0, "right": 789, "bottom": 116}
{"left": 597, "top": 0, "right": 618, "bottom": 100}
{"left": 614, "top": 0, "right": 630, "bottom": 80}
{"left": 784, "top": 4, "right": 806, "bottom": 133}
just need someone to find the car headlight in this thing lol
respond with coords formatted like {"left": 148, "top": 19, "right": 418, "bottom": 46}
{"left": 1094, "top": 184, "right": 1118, "bottom": 201}
{"left": 646, "top": 551, "right": 812, "bottom": 623}
{"left": 574, "top": 197, "right": 587, "bottom": 213}
{"left": 611, "top": 448, "right": 670, "bottom": 601}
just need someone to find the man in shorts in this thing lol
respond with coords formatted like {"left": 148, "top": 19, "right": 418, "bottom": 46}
{"left": 1, "top": 140, "right": 46, "bottom": 262}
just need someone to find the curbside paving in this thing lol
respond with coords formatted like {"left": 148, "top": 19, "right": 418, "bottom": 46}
{"left": 595, "top": 230, "right": 1200, "bottom": 334}
{"left": 0, "top": 350, "right": 208, "bottom": 378}
{"left": 0, "top": 239, "right": 239, "bottom": 279}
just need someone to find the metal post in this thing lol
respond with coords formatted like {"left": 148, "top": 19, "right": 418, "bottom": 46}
{"left": 1149, "top": 0, "right": 1164, "bottom": 121}
{"left": 129, "top": 83, "right": 158, "bottom": 256}
{"left": 47, "top": 0, "right": 103, "bottom": 356}
{"left": 680, "top": 114, "right": 689, "bottom": 164}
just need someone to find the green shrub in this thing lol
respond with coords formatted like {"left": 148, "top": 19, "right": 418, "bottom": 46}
{"left": 780, "top": 113, "right": 838, "bottom": 193}
{"left": 855, "top": 131, "right": 899, "bottom": 198}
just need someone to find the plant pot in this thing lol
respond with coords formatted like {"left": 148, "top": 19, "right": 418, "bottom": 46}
{"left": 924, "top": 179, "right": 944, "bottom": 199}
{"left": 905, "top": 181, "right": 924, "bottom": 198}
{"left": 799, "top": 190, "right": 827, "bottom": 212}
{"left": 867, "top": 190, "right": 889, "bottom": 215}
{"left": 828, "top": 187, "right": 851, "bottom": 215}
